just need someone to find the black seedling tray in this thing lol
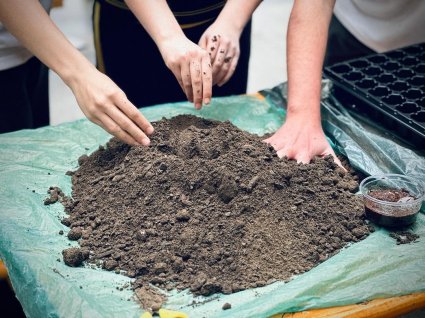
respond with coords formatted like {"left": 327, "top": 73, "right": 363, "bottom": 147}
{"left": 324, "top": 43, "right": 425, "bottom": 149}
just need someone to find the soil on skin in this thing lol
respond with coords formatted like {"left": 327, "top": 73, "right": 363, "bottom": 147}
{"left": 58, "top": 115, "right": 372, "bottom": 310}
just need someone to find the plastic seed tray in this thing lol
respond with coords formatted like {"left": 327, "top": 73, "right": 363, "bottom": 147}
{"left": 324, "top": 43, "right": 425, "bottom": 149}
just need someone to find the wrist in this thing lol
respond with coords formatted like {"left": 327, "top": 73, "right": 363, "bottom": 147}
{"left": 286, "top": 103, "right": 322, "bottom": 127}
{"left": 155, "top": 28, "right": 186, "bottom": 46}
{"left": 214, "top": 16, "right": 244, "bottom": 35}
{"left": 156, "top": 31, "right": 188, "bottom": 58}
{"left": 59, "top": 58, "right": 97, "bottom": 90}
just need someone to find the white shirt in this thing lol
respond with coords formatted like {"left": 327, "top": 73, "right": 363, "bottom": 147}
{"left": 334, "top": 0, "right": 425, "bottom": 53}
{"left": 0, "top": 0, "right": 52, "bottom": 71}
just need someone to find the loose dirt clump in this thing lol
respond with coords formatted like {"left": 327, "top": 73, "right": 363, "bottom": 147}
{"left": 390, "top": 231, "right": 419, "bottom": 244}
{"left": 58, "top": 115, "right": 371, "bottom": 309}
{"left": 44, "top": 186, "right": 66, "bottom": 205}
{"left": 62, "top": 247, "right": 86, "bottom": 267}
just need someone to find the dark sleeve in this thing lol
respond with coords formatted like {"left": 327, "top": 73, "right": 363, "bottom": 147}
{"left": 102, "top": 0, "right": 226, "bottom": 25}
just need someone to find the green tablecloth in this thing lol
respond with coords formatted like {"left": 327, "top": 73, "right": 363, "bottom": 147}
{"left": 1, "top": 88, "right": 424, "bottom": 318}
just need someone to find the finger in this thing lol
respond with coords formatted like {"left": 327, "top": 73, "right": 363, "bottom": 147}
{"left": 322, "top": 147, "right": 345, "bottom": 169}
{"left": 295, "top": 152, "right": 311, "bottom": 164}
{"left": 200, "top": 34, "right": 219, "bottom": 64}
{"left": 212, "top": 40, "right": 229, "bottom": 83}
{"left": 114, "top": 95, "right": 154, "bottom": 136}
{"left": 105, "top": 105, "right": 151, "bottom": 146}
{"left": 263, "top": 137, "right": 278, "bottom": 150}
{"left": 218, "top": 48, "right": 239, "bottom": 86}
{"left": 201, "top": 53, "right": 212, "bottom": 105}
{"left": 263, "top": 134, "right": 285, "bottom": 150}
{"left": 215, "top": 48, "right": 234, "bottom": 86}
{"left": 173, "top": 67, "right": 185, "bottom": 95}
{"left": 263, "top": 136, "right": 273, "bottom": 144}
{"left": 181, "top": 60, "right": 193, "bottom": 103}
{"left": 198, "top": 33, "right": 208, "bottom": 50}
{"left": 207, "top": 34, "right": 219, "bottom": 64}
{"left": 98, "top": 113, "right": 141, "bottom": 146}
{"left": 277, "top": 147, "right": 292, "bottom": 159}
{"left": 190, "top": 59, "right": 203, "bottom": 109}
{"left": 169, "top": 64, "right": 187, "bottom": 100}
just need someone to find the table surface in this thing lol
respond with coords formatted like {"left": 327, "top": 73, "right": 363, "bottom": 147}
{"left": 1, "top": 93, "right": 424, "bottom": 318}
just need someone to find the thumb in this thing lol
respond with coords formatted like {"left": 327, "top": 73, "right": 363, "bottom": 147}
{"left": 198, "top": 33, "right": 208, "bottom": 49}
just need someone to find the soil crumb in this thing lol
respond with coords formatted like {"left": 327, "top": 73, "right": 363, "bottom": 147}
{"left": 62, "top": 247, "right": 84, "bottom": 267}
{"left": 59, "top": 115, "right": 371, "bottom": 309}
{"left": 44, "top": 186, "right": 72, "bottom": 207}
{"left": 390, "top": 231, "right": 419, "bottom": 244}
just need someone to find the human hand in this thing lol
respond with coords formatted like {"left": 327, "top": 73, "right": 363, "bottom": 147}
{"left": 199, "top": 21, "right": 241, "bottom": 87}
{"left": 263, "top": 112, "right": 342, "bottom": 166}
{"left": 158, "top": 35, "right": 212, "bottom": 109}
{"left": 67, "top": 67, "right": 154, "bottom": 146}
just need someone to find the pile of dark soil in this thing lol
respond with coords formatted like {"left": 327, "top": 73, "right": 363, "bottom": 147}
{"left": 59, "top": 115, "right": 372, "bottom": 310}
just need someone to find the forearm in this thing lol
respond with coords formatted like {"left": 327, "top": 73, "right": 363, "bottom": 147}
{"left": 215, "top": 0, "right": 262, "bottom": 33}
{"left": 125, "top": 0, "right": 185, "bottom": 45}
{"left": 0, "top": 0, "right": 95, "bottom": 86}
{"left": 286, "top": 0, "right": 335, "bottom": 121}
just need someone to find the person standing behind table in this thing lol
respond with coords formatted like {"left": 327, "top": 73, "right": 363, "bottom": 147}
{"left": 265, "top": 0, "right": 425, "bottom": 166}
{"left": 0, "top": 0, "right": 154, "bottom": 146}
{"left": 325, "top": 0, "right": 425, "bottom": 66}
{"left": 93, "top": 0, "right": 262, "bottom": 109}
{"left": 0, "top": 0, "right": 52, "bottom": 133}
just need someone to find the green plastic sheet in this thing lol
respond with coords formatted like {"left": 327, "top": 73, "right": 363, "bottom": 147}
{"left": 0, "top": 89, "right": 424, "bottom": 318}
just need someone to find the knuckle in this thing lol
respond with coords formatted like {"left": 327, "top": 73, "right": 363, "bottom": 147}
{"left": 188, "top": 50, "right": 198, "bottom": 59}
{"left": 128, "top": 109, "right": 140, "bottom": 120}
{"left": 94, "top": 96, "right": 107, "bottom": 107}
{"left": 105, "top": 123, "right": 119, "bottom": 133}
{"left": 193, "top": 79, "right": 202, "bottom": 86}
{"left": 201, "top": 51, "right": 209, "bottom": 59}
{"left": 121, "top": 122, "right": 131, "bottom": 130}
{"left": 86, "top": 112, "right": 96, "bottom": 122}
{"left": 117, "top": 91, "right": 127, "bottom": 100}
{"left": 106, "top": 89, "right": 118, "bottom": 99}
{"left": 167, "top": 57, "right": 179, "bottom": 68}
{"left": 179, "top": 55, "right": 188, "bottom": 63}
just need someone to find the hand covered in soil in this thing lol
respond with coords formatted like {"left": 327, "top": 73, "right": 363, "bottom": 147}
{"left": 67, "top": 67, "right": 154, "bottom": 146}
{"left": 199, "top": 21, "right": 241, "bottom": 87}
{"left": 159, "top": 35, "right": 212, "bottom": 109}
{"left": 264, "top": 112, "right": 342, "bottom": 167}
